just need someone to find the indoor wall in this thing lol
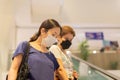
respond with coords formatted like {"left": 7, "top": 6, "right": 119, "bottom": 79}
{"left": 1, "top": 0, "right": 120, "bottom": 79}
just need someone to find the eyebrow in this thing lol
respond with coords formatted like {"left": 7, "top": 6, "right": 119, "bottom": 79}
{"left": 55, "top": 32, "right": 58, "bottom": 35}
{"left": 54, "top": 32, "right": 58, "bottom": 37}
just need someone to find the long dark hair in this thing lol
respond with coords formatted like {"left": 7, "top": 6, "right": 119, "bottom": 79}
{"left": 29, "top": 19, "right": 62, "bottom": 42}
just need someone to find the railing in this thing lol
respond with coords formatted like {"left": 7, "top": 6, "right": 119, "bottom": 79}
{"left": 71, "top": 55, "right": 120, "bottom": 80}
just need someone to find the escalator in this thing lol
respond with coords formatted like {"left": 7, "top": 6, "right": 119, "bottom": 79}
{"left": 71, "top": 55, "right": 120, "bottom": 80}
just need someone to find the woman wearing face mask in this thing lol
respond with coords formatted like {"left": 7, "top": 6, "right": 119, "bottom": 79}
{"left": 8, "top": 19, "right": 62, "bottom": 80}
{"left": 49, "top": 26, "right": 78, "bottom": 80}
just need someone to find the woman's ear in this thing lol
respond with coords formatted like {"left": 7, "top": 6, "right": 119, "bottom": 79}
{"left": 57, "top": 36, "right": 61, "bottom": 41}
{"left": 57, "top": 36, "right": 63, "bottom": 43}
{"left": 41, "top": 28, "right": 46, "bottom": 35}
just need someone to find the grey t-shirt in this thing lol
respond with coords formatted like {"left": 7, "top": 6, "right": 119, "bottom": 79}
{"left": 13, "top": 41, "right": 59, "bottom": 80}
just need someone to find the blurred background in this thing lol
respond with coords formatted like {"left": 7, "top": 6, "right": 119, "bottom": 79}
{"left": 0, "top": 0, "right": 120, "bottom": 80}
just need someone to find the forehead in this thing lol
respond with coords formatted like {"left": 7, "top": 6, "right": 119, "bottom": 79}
{"left": 62, "top": 33, "right": 74, "bottom": 40}
{"left": 48, "top": 27, "right": 60, "bottom": 35}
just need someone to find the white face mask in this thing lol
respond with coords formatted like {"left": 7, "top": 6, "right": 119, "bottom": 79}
{"left": 41, "top": 34, "right": 57, "bottom": 48}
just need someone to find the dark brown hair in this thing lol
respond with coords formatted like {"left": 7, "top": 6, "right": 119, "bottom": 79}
{"left": 29, "top": 19, "right": 62, "bottom": 42}
{"left": 60, "top": 26, "right": 75, "bottom": 37}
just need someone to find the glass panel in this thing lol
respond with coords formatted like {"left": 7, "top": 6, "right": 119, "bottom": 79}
{"left": 71, "top": 57, "right": 115, "bottom": 80}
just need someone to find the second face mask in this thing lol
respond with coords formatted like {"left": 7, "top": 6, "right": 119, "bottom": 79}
{"left": 61, "top": 40, "right": 72, "bottom": 49}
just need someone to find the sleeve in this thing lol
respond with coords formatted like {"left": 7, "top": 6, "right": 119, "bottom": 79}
{"left": 49, "top": 45, "right": 61, "bottom": 59}
{"left": 50, "top": 53, "right": 59, "bottom": 70}
{"left": 12, "top": 41, "right": 28, "bottom": 59}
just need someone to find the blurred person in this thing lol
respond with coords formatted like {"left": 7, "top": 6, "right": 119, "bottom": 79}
{"left": 100, "top": 47, "right": 105, "bottom": 53}
{"left": 49, "top": 26, "right": 78, "bottom": 80}
{"left": 8, "top": 19, "right": 62, "bottom": 80}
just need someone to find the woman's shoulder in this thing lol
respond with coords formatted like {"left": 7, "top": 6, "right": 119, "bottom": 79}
{"left": 19, "top": 41, "right": 28, "bottom": 45}
{"left": 50, "top": 45, "right": 60, "bottom": 50}
{"left": 49, "top": 45, "right": 59, "bottom": 51}
{"left": 49, "top": 45, "right": 59, "bottom": 50}
{"left": 49, "top": 45, "right": 62, "bottom": 58}
{"left": 50, "top": 45, "right": 59, "bottom": 48}
{"left": 15, "top": 41, "right": 29, "bottom": 51}
{"left": 17, "top": 41, "right": 29, "bottom": 47}
{"left": 13, "top": 41, "right": 29, "bottom": 58}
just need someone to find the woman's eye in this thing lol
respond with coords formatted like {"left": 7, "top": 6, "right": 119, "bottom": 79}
{"left": 65, "top": 38, "right": 69, "bottom": 40}
{"left": 65, "top": 38, "right": 72, "bottom": 41}
{"left": 52, "top": 34, "right": 57, "bottom": 38}
{"left": 52, "top": 34, "right": 55, "bottom": 36}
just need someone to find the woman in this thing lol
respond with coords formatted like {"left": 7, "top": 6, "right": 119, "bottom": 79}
{"left": 49, "top": 26, "right": 78, "bottom": 80}
{"left": 8, "top": 19, "right": 62, "bottom": 80}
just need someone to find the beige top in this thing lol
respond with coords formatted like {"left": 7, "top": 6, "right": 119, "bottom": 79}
{"left": 49, "top": 45, "right": 73, "bottom": 78}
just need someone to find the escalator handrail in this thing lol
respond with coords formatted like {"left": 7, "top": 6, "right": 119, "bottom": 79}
{"left": 71, "top": 55, "right": 120, "bottom": 80}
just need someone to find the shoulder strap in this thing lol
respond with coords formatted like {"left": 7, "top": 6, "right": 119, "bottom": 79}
{"left": 18, "top": 42, "right": 30, "bottom": 70}
{"left": 23, "top": 42, "right": 30, "bottom": 62}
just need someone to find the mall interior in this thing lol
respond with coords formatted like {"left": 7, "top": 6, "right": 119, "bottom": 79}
{"left": 0, "top": 0, "right": 120, "bottom": 80}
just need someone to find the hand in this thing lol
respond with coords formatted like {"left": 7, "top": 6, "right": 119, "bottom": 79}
{"left": 72, "top": 70, "right": 79, "bottom": 79}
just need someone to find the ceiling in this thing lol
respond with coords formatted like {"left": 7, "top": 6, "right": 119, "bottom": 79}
{"left": 15, "top": 0, "right": 120, "bottom": 28}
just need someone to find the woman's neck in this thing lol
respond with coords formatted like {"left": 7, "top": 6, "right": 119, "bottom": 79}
{"left": 35, "top": 36, "right": 42, "bottom": 45}
{"left": 30, "top": 36, "right": 49, "bottom": 53}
